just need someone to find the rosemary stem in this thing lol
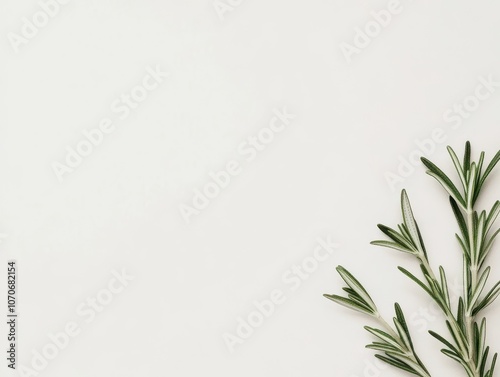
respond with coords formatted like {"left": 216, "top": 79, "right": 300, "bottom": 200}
{"left": 465, "top": 208, "right": 478, "bottom": 369}
{"left": 419, "top": 255, "right": 469, "bottom": 356}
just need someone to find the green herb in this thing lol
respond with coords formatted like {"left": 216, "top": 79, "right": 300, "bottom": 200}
{"left": 324, "top": 142, "right": 500, "bottom": 377}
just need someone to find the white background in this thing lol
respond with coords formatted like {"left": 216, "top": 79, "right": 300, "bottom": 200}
{"left": 2, "top": 0, "right": 500, "bottom": 376}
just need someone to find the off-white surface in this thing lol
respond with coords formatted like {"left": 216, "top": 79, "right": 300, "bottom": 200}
{"left": 2, "top": 1, "right": 500, "bottom": 376}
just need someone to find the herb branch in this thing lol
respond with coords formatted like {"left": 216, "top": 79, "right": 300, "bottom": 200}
{"left": 324, "top": 142, "right": 500, "bottom": 377}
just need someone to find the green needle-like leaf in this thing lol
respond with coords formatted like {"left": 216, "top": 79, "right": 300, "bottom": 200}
{"left": 478, "top": 150, "right": 500, "bottom": 192}
{"left": 375, "top": 224, "right": 415, "bottom": 251}
{"left": 469, "top": 267, "right": 491, "bottom": 310}
{"left": 335, "top": 266, "right": 376, "bottom": 311}
{"left": 374, "top": 354, "right": 416, "bottom": 374}
{"left": 323, "top": 294, "right": 375, "bottom": 316}
{"left": 364, "top": 326, "right": 401, "bottom": 349}
{"left": 401, "top": 190, "right": 424, "bottom": 253}
{"left": 398, "top": 266, "right": 433, "bottom": 297}
{"left": 485, "top": 201, "right": 500, "bottom": 235}
{"left": 448, "top": 145, "right": 467, "bottom": 189}
{"left": 473, "top": 280, "right": 500, "bottom": 315}
{"left": 451, "top": 197, "right": 469, "bottom": 244}
{"left": 370, "top": 240, "right": 413, "bottom": 254}
{"left": 464, "top": 141, "right": 471, "bottom": 174}
{"left": 421, "top": 156, "right": 466, "bottom": 208}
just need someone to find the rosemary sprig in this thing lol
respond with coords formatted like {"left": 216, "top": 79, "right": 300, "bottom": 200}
{"left": 324, "top": 142, "right": 500, "bottom": 377}
{"left": 324, "top": 267, "right": 431, "bottom": 376}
